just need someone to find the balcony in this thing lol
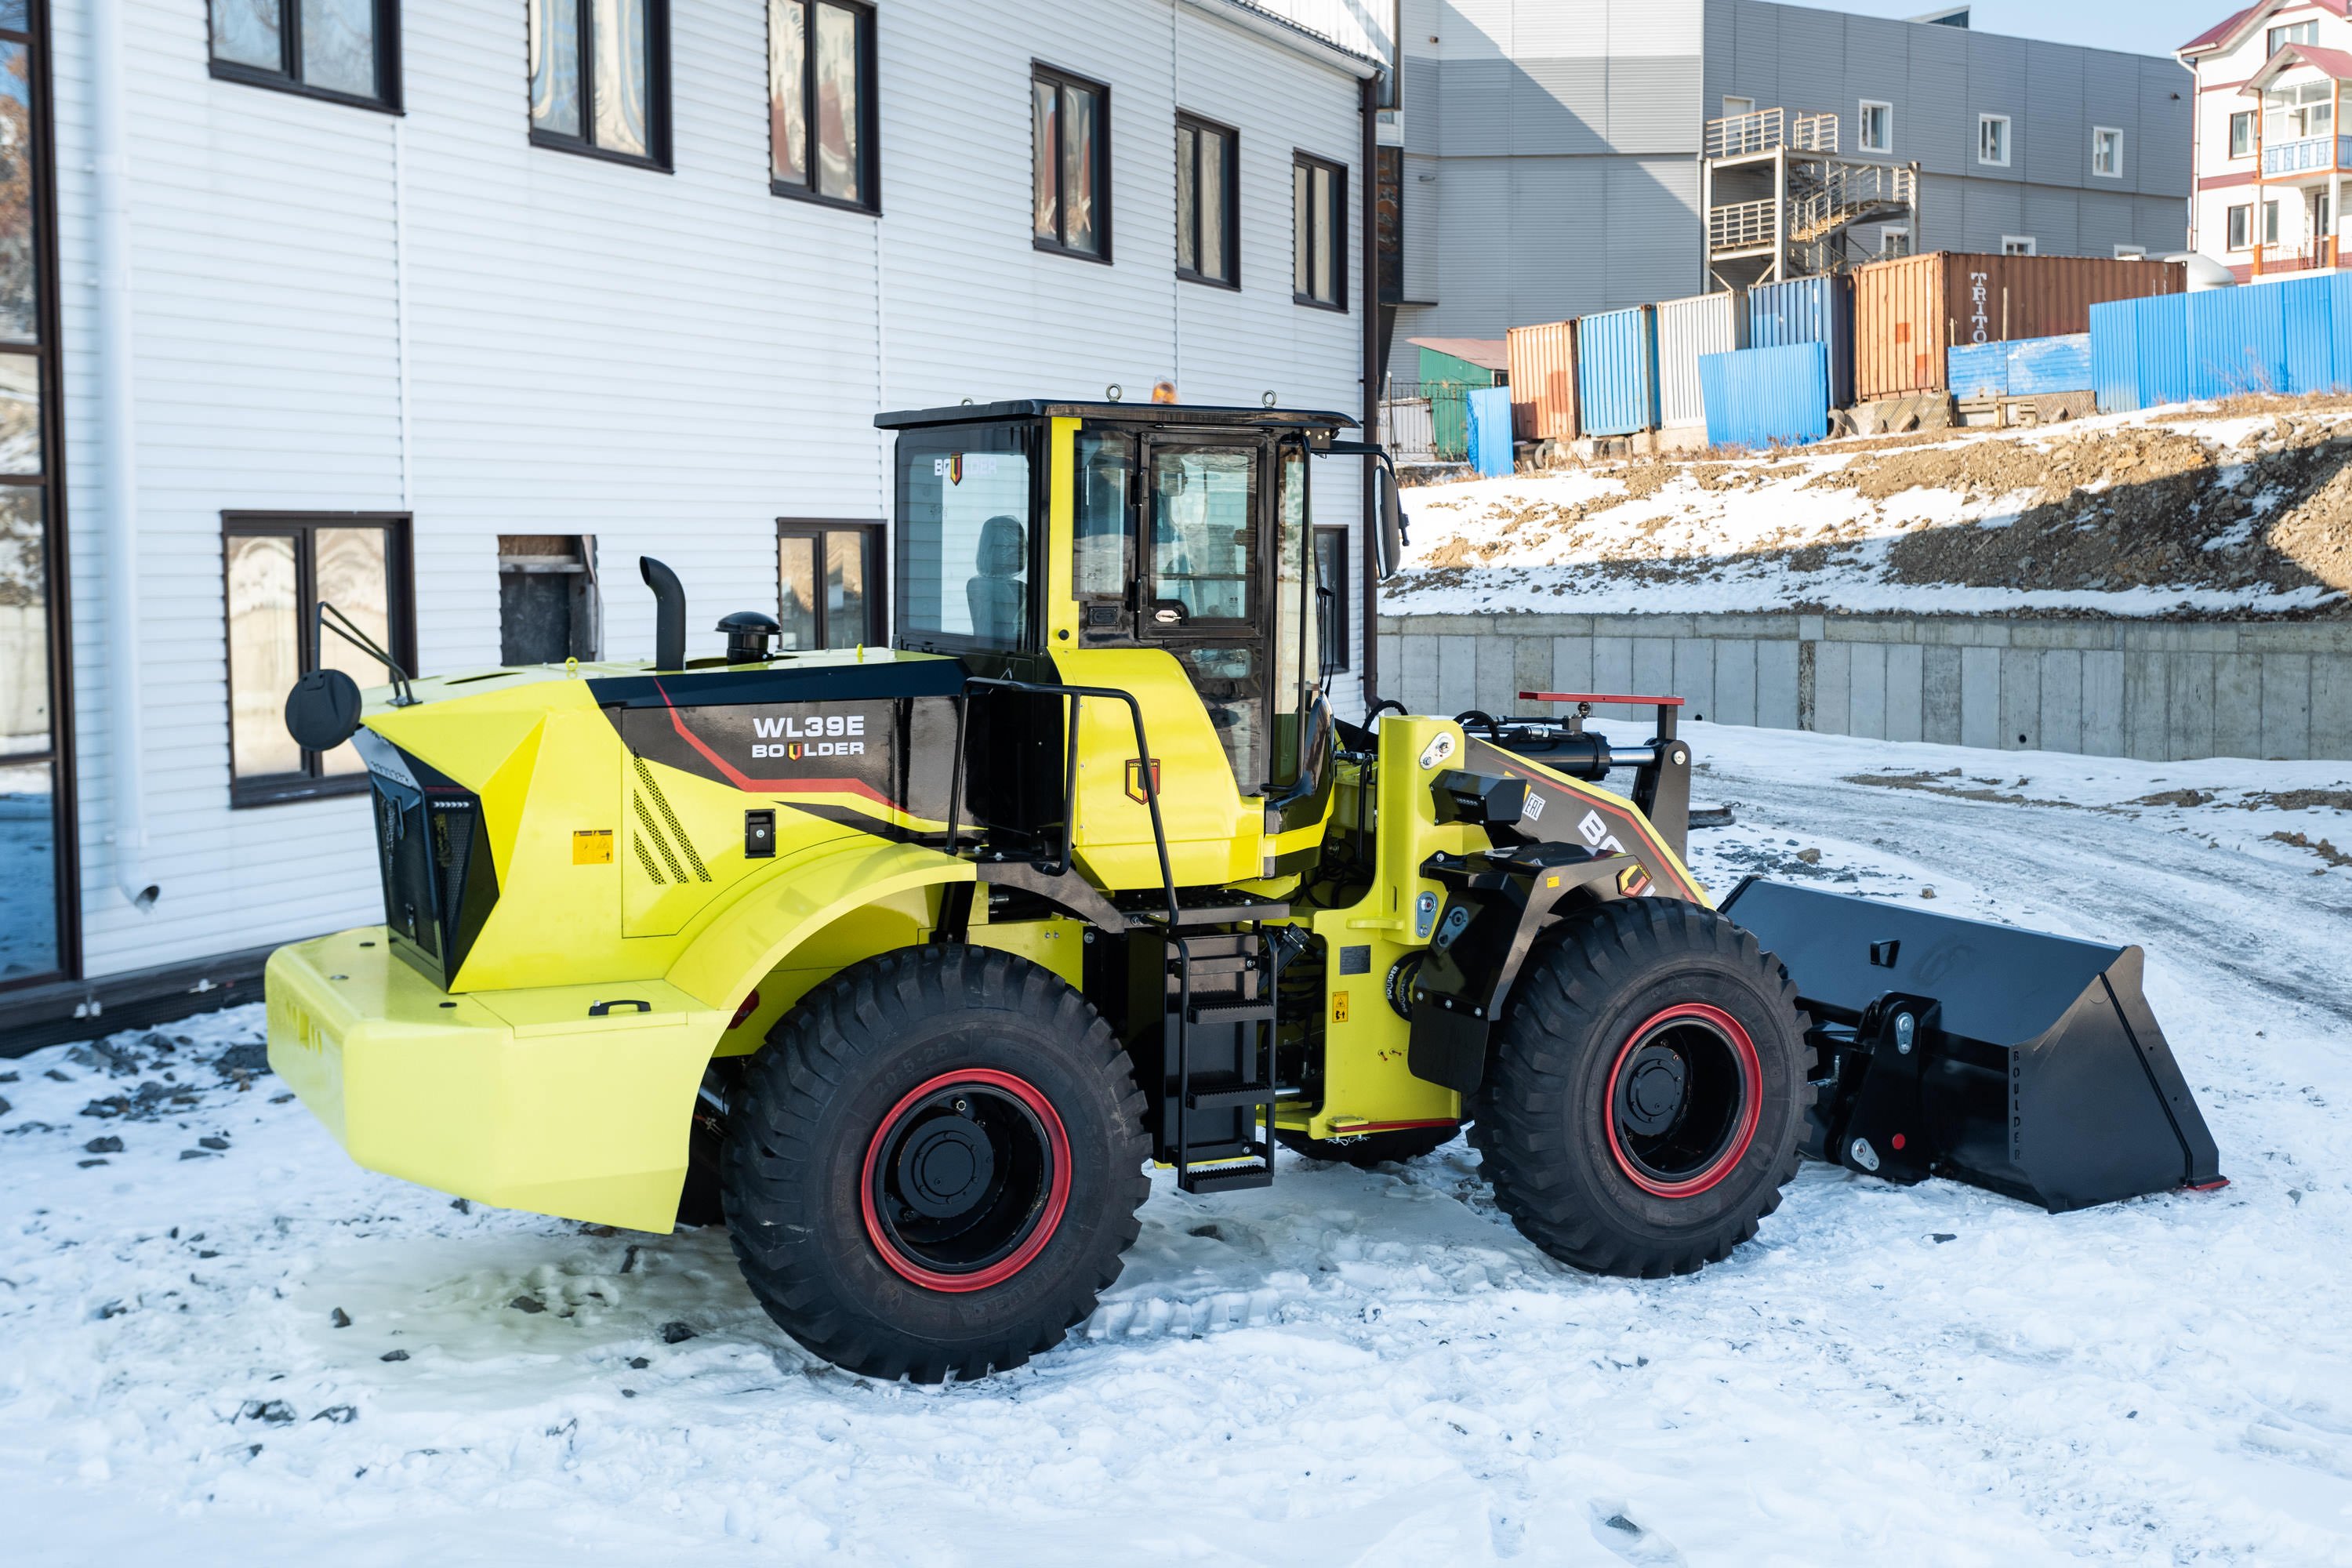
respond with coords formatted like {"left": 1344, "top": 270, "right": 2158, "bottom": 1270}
{"left": 2262, "top": 134, "right": 2352, "bottom": 177}
{"left": 1705, "top": 107, "right": 1840, "bottom": 159}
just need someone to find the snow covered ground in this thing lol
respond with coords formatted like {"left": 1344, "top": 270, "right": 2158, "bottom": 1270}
{"left": 4, "top": 725, "right": 2351, "bottom": 1565}
{"left": 1389, "top": 401, "right": 2352, "bottom": 620}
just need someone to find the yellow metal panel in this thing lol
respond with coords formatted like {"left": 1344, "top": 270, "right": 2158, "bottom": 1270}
{"left": 1045, "top": 416, "right": 1081, "bottom": 647}
{"left": 267, "top": 930, "right": 724, "bottom": 1233}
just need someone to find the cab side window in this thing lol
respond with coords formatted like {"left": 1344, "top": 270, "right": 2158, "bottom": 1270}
{"left": 1073, "top": 430, "right": 1132, "bottom": 604}
{"left": 1149, "top": 448, "right": 1257, "bottom": 626}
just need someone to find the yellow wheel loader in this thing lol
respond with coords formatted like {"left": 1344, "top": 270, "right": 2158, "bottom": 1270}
{"left": 268, "top": 401, "right": 2223, "bottom": 1382}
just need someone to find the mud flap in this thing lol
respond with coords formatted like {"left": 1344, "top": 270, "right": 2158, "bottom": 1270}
{"left": 1721, "top": 880, "right": 2223, "bottom": 1212}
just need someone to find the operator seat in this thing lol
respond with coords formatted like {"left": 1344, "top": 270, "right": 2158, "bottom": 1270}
{"left": 967, "top": 514, "right": 1026, "bottom": 645}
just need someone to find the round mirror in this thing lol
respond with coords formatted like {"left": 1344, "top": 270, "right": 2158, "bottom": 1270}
{"left": 1378, "top": 470, "right": 1409, "bottom": 579}
{"left": 284, "top": 668, "right": 365, "bottom": 753}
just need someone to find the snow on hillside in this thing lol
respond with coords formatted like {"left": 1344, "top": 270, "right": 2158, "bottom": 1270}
{"left": 1386, "top": 401, "right": 2352, "bottom": 620}
{"left": 4, "top": 727, "right": 2352, "bottom": 1564}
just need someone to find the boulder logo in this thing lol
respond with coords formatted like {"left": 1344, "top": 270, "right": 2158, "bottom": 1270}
{"left": 752, "top": 711, "right": 867, "bottom": 760}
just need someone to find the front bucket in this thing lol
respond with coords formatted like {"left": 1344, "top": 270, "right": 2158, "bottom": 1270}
{"left": 1719, "top": 880, "right": 2223, "bottom": 1213}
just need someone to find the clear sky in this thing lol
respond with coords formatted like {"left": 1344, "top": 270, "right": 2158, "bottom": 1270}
{"left": 1784, "top": 0, "right": 2238, "bottom": 60}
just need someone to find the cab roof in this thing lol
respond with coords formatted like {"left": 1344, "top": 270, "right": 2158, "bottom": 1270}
{"left": 874, "top": 401, "right": 1359, "bottom": 434}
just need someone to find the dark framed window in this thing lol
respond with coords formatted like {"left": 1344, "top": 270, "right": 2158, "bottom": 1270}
{"left": 0, "top": 1, "right": 67, "bottom": 988}
{"left": 528, "top": 0, "right": 670, "bottom": 170}
{"left": 1293, "top": 151, "right": 1346, "bottom": 310}
{"left": 1176, "top": 113, "right": 1238, "bottom": 286}
{"left": 499, "top": 535, "right": 600, "bottom": 663}
{"left": 769, "top": 0, "right": 878, "bottom": 211}
{"left": 209, "top": 0, "right": 401, "bottom": 111}
{"left": 1033, "top": 64, "right": 1109, "bottom": 262}
{"left": 1312, "top": 526, "right": 1348, "bottom": 671}
{"left": 223, "top": 514, "right": 414, "bottom": 808}
{"left": 779, "top": 521, "right": 884, "bottom": 651}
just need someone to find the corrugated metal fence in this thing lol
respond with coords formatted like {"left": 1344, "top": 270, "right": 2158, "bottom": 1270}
{"left": 1947, "top": 333, "right": 2093, "bottom": 400}
{"left": 1748, "top": 277, "right": 1853, "bottom": 408}
{"left": 1700, "top": 343, "right": 1830, "bottom": 449}
{"left": 2094, "top": 274, "right": 2352, "bottom": 412}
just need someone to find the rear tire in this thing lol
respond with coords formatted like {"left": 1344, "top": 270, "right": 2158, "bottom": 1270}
{"left": 720, "top": 946, "right": 1149, "bottom": 1382}
{"left": 1275, "top": 1123, "right": 1460, "bottom": 1168}
{"left": 1469, "top": 898, "right": 1810, "bottom": 1279}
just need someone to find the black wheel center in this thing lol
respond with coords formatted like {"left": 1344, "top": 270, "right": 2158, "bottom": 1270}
{"left": 1618, "top": 1044, "right": 1688, "bottom": 1136}
{"left": 897, "top": 1114, "right": 996, "bottom": 1218}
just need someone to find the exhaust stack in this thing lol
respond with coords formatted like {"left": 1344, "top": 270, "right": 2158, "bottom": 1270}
{"left": 641, "top": 556, "right": 686, "bottom": 670}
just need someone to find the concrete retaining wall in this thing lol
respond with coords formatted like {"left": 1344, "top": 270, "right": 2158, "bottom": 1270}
{"left": 1376, "top": 612, "right": 2352, "bottom": 761}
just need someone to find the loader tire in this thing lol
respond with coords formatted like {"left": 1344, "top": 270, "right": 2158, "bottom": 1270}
{"left": 1275, "top": 1123, "right": 1460, "bottom": 1168}
{"left": 1469, "top": 898, "right": 1810, "bottom": 1279}
{"left": 720, "top": 946, "right": 1149, "bottom": 1383}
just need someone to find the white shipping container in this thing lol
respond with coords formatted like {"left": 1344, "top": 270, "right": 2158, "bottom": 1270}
{"left": 1658, "top": 290, "right": 1748, "bottom": 430}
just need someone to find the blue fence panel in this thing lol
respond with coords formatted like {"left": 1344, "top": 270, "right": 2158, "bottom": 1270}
{"left": 2189, "top": 285, "right": 2289, "bottom": 398}
{"left": 2090, "top": 298, "right": 2141, "bottom": 412}
{"left": 1576, "top": 307, "right": 1660, "bottom": 437}
{"left": 2334, "top": 274, "right": 2352, "bottom": 394}
{"left": 1947, "top": 341, "right": 2011, "bottom": 400}
{"left": 1700, "top": 343, "right": 1831, "bottom": 450}
{"left": 2005, "top": 333, "right": 2094, "bottom": 397}
{"left": 2277, "top": 275, "right": 2341, "bottom": 394}
{"left": 1746, "top": 276, "right": 1853, "bottom": 407}
{"left": 2134, "top": 294, "right": 2193, "bottom": 408}
{"left": 1465, "top": 385, "right": 1515, "bottom": 477}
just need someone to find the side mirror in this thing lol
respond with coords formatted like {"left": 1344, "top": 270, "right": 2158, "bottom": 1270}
{"left": 1378, "top": 469, "right": 1409, "bottom": 579}
{"left": 284, "top": 668, "right": 365, "bottom": 754}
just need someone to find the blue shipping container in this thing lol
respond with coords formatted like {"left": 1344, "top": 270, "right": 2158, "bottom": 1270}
{"left": 1700, "top": 343, "right": 1831, "bottom": 450}
{"left": 2005, "top": 333, "right": 2094, "bottom": 397}
{"left": 1947, "top": 341, "right": 2011, "bottom": 400}
{"left": 1465, "top": 386, "right": 1515, "bottom": 477}
{"left": 1577, "top": 307, "right": 1660, "bottom": 437}
{"left": 1747, "top": 276, "right": 1853, "bottom": 408}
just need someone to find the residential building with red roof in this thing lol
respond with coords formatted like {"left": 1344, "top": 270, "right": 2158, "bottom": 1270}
{"left": 2180, "top": 2, "right": 2352, "bottom": 276}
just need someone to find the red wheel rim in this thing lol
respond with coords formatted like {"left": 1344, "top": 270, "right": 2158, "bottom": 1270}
{"left": 1602, "top": 1002, "right": 1762, "bottom": 1200}
{"left": 859, "top": 1068, "right": 1072, "bottom": 1293}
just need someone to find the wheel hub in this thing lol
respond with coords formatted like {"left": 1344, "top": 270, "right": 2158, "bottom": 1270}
{"left": 1603, "top": 1004, "right": 1763, "bottom": 1200}
{"left": 862, "top": 1070, "right": 1067, "bottom": 1290}
{"left": 895, "top": 1110, "right": 996, "bottom": 1219}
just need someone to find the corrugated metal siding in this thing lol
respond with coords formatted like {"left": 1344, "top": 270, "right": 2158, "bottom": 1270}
{"left": 2004, "top": 334, "right": 2094, "bottom": 396}
{"left": 1852, "top": 252, "right": 2185, "bottom": 401}
{"left": 2281, "top": 277, "right": 2339, "bottom": 397}
{"left": 2189, "top": 286, "right": 2289, "bottom": 398}
{"left": 1700, "top": 343, "right": 1830, "bottom": 449}
{"left": 55, "top": 0, "right": 1369, "bottom": 977}
{"left": 1748, "top": 276, "right": 1853, "bottom": 408}
{"left": 1657, "top": 291, "right": 1743, "bottom": 429}
{"left": 1577, "top": 307, "right": 1661, "bottom": 437}
{"left": 1467, "top": 386, "right": 1515, "bottom": 477}
{"left": 1506, "top": 321, "right": 1579, "bottom": 440}
{"left": 2090, "top": 293, "right": 2191, "bottom": 413}
{"left": 1947, "top": 341, "right": 2012, "bottom": 400}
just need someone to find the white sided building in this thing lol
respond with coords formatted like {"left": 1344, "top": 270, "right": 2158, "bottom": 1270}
{"left": 2180, "top": 0, "right": 2352, "bottom": 279}
{"left": 0, "top": 0, "right": 1385, "bottom": 1040}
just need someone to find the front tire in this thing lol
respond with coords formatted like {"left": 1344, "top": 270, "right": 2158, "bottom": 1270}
{"left": 1469, "top": 898, "right": 1811, "bottom": 1279}
{"left": 720, "top": 946, "right": 1149, "bottom": 1382}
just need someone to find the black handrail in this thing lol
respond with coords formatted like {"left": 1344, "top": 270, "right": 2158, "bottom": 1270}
{"left": 942, "top": 674, "right": 1181, "bottom": 929}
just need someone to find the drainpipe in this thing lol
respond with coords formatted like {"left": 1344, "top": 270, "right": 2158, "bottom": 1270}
{"left": 89, "top": 0, "right": 157, "bottom": 911}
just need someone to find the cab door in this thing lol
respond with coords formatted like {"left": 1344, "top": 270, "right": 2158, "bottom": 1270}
{"left": 1138, "top": 438, "right": 1275, "bottom": 799}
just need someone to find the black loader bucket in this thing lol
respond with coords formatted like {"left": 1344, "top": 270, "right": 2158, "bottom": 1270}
{"left": 1719, "top": 880, "right": 2224, "bottom": 1213}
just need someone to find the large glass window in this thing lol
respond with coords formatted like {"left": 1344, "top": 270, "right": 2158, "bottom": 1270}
{"left": 209, "top": 0, "right": 399, "bottom": 111}
{"left": 1313, "top": 526, "right": 1348, "bottom": 673}
{"left": 0, "top": 7, "right": 60, "bottom": 989}
{"left": 777, "top": 521, "right": 881, "bottom": 651}
{"left": 223, "top": 517, "right": 411, "bottom": 805}
{"left": 1033, "top": 65, "right": 1109, "bottom": 260}
{"left": 1073, "top": 430, "right": 1132, "bottom": 603}
{"left": 1149, "top": 448, "right": 1257, "bottom": 626}
{"left": 1176, "top": 114, "right": 1237, "bottom": 285}
{"left": 769, "top": 0, "right": 877, "bottom": 210}
{"left": 1293, "top": 152, "right": 1345, "bottom": 309}
{"left": 2265, "top": 82, "right": 2334, "bottom": 145}
{"left": 529, "top": 0, "right": 668, "bottom": 168}
{"left": 895, "top": 424, "right": 1033, "bottom": 651}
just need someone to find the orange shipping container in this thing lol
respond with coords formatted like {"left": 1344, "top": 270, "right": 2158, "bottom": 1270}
{"left": 1507, "top": 321, "right": 1579, "bottom": 440}
{"left": 1852, "top": 252, "right": 2186, "bottom": 403}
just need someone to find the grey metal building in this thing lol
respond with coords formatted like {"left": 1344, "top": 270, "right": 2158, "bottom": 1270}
{"left": 1392, "top": 0, "right": 2192, "bottom": 340}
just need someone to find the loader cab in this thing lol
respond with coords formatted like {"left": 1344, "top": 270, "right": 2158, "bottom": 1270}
{"left": 879, "top": 401, "right": 1356, "bottom": 889}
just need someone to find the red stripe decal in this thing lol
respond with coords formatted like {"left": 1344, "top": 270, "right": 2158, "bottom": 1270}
{"left": 652, "top": 679, "right": 901, "bottom": 811}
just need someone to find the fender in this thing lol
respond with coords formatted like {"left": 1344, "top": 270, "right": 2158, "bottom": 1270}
{"left": 666, "top": 835, "right": 977, "bottom": 1014}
